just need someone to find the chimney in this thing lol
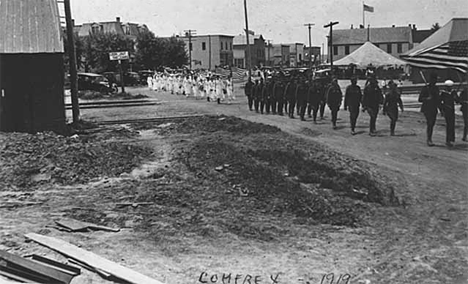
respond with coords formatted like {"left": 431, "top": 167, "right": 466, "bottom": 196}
{"left": 392, "top": 24, "right": 395, "bottom": 28}
{"left": 116, "top": 17, "right": 121, "bottom": 22}
{"left": 72, "top": 19, "right": 75, "bottom": 27}
{"left": 412, "top": 24, "right": 416, "bottom": 30}
{"left": 408, "top": 24, "right": 411, "bottom": 27}
{"left": 351, "top": 24, "right": 354, "bottom": 29}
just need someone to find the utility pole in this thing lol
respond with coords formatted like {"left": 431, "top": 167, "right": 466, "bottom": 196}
{"left": 267, "top": 40, "right": 271, "bottom": 66}
{"left": 324, "top": 21, "right": 339, "bottom": 75}
{"left": 63, "top": 0, "right": 79, "bottom": 124}
{"left": 243, "top": 0, "right": 252, "bottom": 79}
{"left": 304, "top": 23, "right": 314, "bottom": 69}
{"left": 184, "top": 29, "right": 196, "bottom": 70}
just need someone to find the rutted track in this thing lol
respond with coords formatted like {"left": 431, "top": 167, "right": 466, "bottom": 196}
{"left": 96, "top": 114, "right": 205, "bottom": 125}
{"left": 65, "top": 99, "right": 161, "bottom": 110}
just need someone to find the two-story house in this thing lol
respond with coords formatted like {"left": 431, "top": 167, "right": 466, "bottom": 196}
{"left": 179, "top": 34, "right": 234, "bottom": 70}
{"left": 233, "top": 34, "right": 265, "bottom": 69}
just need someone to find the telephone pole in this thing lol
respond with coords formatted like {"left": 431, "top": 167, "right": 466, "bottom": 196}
{"left": 324, "top": 21, "right": 339, "bottom": 75}
{"left": 244, "top": 0, "right": 252, "bottom": 79}
{"left": 267, "top": 40, "right": 271, "bottom": 66}
{"left": 63, "top": 0, "right": 79, "bottom": 124}
{"left": 304, "top": 23, "right": 314, "bottom": 69}
{"left": 184, "top": 29, "right": 196, "bottom": 70}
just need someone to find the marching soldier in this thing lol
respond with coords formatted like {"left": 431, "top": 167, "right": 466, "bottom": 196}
{"left": 440, "top": 80, "right": 457, "bottom": 147}
{"left": 245, "top": 77, "right": 254, "bottom": 111}
{"left": 273, "top": 77, "right": 285, "bottom": 116}
{"left": 261, "top": 77, "right": 271, "bottom": 114}
{"left": 296, "top": 79, "right": 309, "bottom": 121}
{"left": 459, "top": 85, "right": 468, "bottom": 141}
{"left": 326, "top": 78, "right": 343, "bottom": 129}
{"left": 418, "top": 73, "right": 440, "bottom": 146}
{"left": 362, "top": 76, "right": 383, "bottom": 136}
{"left": 254, "top": 79, "right": 263, "bottom": 113}
{"left": 318, "top": 78, "right": 328, "bottom": 120}
{"left": 285, "top": 77, "right": 297, "bottom": 118}
{"left": 307, "top": 80, "right": 320, "bottom": 123}
{"left": 382, "top": 80, "right": 404, "bottom": 136}
{"left": 344, "top": 77, "right": 362, "bottom": 134}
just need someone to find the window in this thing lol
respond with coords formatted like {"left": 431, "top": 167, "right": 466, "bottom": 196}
{"left": 333, "top": 46, "right": 338, "bottom": 55}
{"left": 230, "top": 42, "right": 232, "bottom": 50}
{"left": 299, "top": 54, "right": 302, "bottom": 61}
{"left": 345, "top": 45, "right": 350, "bottom": 55}
{"left": 189, "top": 43, "right": 193, "bottom": 51}
{"left": 221, "top": 42, "right": 223, "bottom": 50}
{"left": 202, "top": 42, "right": 206, "bottom": 50}
{"left": 397, "top": 43, "right": 402, "bottom": 53}
{"left": 225, "top": 42, "right": 228, "bottom": 50}
{"left": 387, "top": 44, "right": 392, "bottom": 53}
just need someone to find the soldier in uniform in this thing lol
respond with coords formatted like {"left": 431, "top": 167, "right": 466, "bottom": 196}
{"left": 382, "top": 80, "right": 404, "bottom": 136}
{"left": 285, "top": 77, "right": 297, "bottom": 118}
{"left": 326, "top": 78, "right": 343, "bottom": 129}
{"left": 362, "top": 76, "right": 383, "bottom": 136}
{"left": 254, "top": 79, "right": 264, "bottom": 113}
{"left": 245, "top": 77, "right": 254, "bottom": 111}
{"left": 270, "top": 76, "right": 277, "bottom": 114}
{"left": 283, "top": 76, "right": 289, "bottom": 115}
{"left": 318, "top": 78, "right": 328, "bottom": 120}
{"left": 273, "top": 76, "right": 285, "bottom": 116}
{"left": 296, "top": 79, "right": 309, "bottom": 121}
{"left": 440, "top": 80, "right": 457, "bottom": 147}
{"left": 418, "top": 73, "right": 440, "bottom": 146}
{"left": 307, "top": 79, "right": 318, "bottom": 121}
{"left": 459, "top": 85, "right": 468, "bottom": 141}
{"left": 261, "top": 77, "right": 272, "bottom": 114}
{"left": 344, "top": 77, "right": 362, "bottom": 134}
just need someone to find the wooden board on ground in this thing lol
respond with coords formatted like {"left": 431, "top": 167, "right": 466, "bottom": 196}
{"left": 25, "top": 233, "right": 164, "bottom": 284}
{"left": 55, "top": 218, "right": 120, "bottom": 232}
{"left": 0, "top": 249, "right": 74, "bottom": 283}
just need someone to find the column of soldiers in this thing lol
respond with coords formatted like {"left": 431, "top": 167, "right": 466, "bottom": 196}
{"left": 245, "top": 72, "right": 468, "bottom": 147}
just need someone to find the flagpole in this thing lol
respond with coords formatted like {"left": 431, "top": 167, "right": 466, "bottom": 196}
{"left": 363, "top": 1, "right": 365, "bottom": 27}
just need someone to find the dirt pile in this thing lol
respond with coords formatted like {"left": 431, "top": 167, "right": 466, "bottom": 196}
{"left": 0, "top": 130, "right": 151, "bottom": 189}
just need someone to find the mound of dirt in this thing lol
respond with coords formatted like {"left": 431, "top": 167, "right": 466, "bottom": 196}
{"left": 0, "top": 131, "right": 152, "bottom": 189}
{"left": 133, "top": 115, "right": 281, "bottom": 135}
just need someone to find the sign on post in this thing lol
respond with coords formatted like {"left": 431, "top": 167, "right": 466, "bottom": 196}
{"left": 109, "top": 51, "right": 129, "bottom": 93}
{"left": 109, "top": 51, "right": 129, "bottom": 61}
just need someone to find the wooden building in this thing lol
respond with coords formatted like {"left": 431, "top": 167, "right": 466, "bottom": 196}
{"left": 0, "top": 0, "right": 66, "bottom": 133}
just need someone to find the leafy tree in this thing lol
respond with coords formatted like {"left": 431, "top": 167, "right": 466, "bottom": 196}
{"left": 135, "top": 31, "right": 188, "bottom": 70}
{"left": 81, "top": 33, "right": 135, "bottom": 73}
{"left": 431, "top": 23, "right": 440, "bottom": 33}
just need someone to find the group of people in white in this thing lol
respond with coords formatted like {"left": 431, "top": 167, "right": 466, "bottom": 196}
{"left": 147, "top": 72, "right": 235, "bottom": 104}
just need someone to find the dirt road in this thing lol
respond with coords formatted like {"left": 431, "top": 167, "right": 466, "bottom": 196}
{"left": 1, "top": 86, "right": 466, "bottom": 284}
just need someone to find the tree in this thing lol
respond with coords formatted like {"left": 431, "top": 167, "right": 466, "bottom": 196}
{"left": 135, "top": 31, "right": 188, "bottom": 70}
{"left": 431, "top": 23, "right": 440, "bottom": 33}
{"left": 81, "top": 33, "right": 135, "bottom": 73}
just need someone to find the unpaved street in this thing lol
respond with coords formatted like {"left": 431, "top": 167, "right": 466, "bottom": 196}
{"left": 1, "top": 86, "right": 467, "bottom": 284}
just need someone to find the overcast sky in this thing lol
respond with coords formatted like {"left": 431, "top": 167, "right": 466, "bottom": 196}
{"left": 70, "top": 0, "right": 467, "bottom": 48}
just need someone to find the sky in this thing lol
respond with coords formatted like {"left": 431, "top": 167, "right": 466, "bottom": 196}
{"left": 70, "top": 0, "right": 467, "bottom": 49}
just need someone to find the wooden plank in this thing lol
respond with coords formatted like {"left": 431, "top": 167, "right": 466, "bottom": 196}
{"left": 55, "top": 218, "right": 120, "bottom": 232}
{"left": 25, "top": 233, "right": 164, "bottom": 284}
{"left": 0, "top": 249, "right": 73, "bottom": 284}
{"left": 28, "top": 254, "right": 81, "bottom": 276}
{"left": 0, "top": 269, "right": 42, "bottom": 283}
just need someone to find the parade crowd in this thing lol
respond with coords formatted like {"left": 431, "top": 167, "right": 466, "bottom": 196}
{"left": 147, "top": 72, "right": 235, "bottom": 104}
{"left": 242, "top": 72, "right": 468, "bottom": 147}
{"left": 146, "top": 69, "right": 468, "bottom": 148}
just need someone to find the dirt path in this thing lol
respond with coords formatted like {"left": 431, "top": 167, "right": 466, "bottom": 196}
{"left": 1, "top": 87, "right": 466, "bottom": 284}
{"left": 80, "top": 87, "right": 468, "bottom": 283}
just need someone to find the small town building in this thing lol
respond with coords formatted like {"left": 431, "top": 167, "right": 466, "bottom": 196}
{"left": 0, "top": 0, "right": 66, "bottom": 133}
{"left": 179, "top": 35, "right": 234, "bottom": 70}
{"left": 75, "top": 17, "right": 150, "bottom": 41}
{"left": 287, "top": 43, "right": 305, "bottom": 67}
{"left": 233, "top": 34, "right": 266, "bottom": 69}
{"left": 332, "top": 25, "right": 415, "bottom": 61}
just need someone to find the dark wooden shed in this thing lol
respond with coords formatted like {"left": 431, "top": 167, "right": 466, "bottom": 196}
{"left": 0, "top": 0, "right": 66, "bottom": 133}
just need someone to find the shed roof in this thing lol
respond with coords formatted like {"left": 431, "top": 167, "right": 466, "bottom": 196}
{"left": 0, "top": 0, "right": 64, "bottom": 53}
{"left": 332, "top": 26, "right": 412, "bottom": 45}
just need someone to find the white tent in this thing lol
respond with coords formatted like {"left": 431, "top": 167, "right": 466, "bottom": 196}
{"left": 334, "top": 41, "right": 407, "bottom": 67}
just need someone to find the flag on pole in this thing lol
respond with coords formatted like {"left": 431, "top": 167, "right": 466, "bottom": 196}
{"left": 363, "top": 4, "right": 374, "bottom": 12}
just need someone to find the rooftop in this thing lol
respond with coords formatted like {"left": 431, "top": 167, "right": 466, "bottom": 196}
{"left": 332, "top": 26, "right": 412, "bottom": 45}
